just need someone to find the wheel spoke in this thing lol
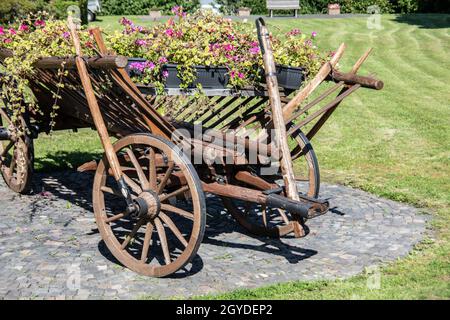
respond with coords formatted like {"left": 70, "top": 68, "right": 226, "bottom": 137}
{"left": 140, "top": 221, "right": 154, "bottom": 262}
{"left": 261, "top": 205, "right": 268, "bottom": 228}
{"left": 278, "top": 209, "right": 290, "bottom": 225}
{"left": 161, "top": 204, "right": 194, "bottom": 221}
{"left": 121, "top": 218, "right": 145, "bottom": 250}
{"left": 157, "top": 161, "right": 175, "bottom": 194}
{"left": 159, "top": 185, "right": 189, "bottom": 202}
{"left": 0, "top": 108, "right": 12, "bottom": 126}
{"left": 125, "top": 148, "right": 150, "bottom": 190}
{"left": 148, "top": 147, "right": 157, "bottom": 190}
{"left": 0, "top": 141, "right": 13, "bottom": 158}
{"left": 104, "top": 212, "right": 126, "bottom": 223}
{"left": 159, "top": 211, "right": 188, "bottom": 247}
{"left": 154, "top": 218, "right": 171, "bottom": 265}
{"left": 122, "top": 173, "right": 142, "bottom": 195}
{"left": 101, "top": 185, "right": 135, "bottom": 199}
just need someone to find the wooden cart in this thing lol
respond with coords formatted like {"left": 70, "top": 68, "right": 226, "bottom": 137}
{"left": 0, "top": 18, "right": 383, "bottom": 277}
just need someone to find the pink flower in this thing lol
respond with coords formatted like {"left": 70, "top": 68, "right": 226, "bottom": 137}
{"left": 287, "top": 28, "right": 301, "bottom": 36}
{"left": 0, "top": 26, "right": 4, "bottom": 36}
{"left": 223, "top": 44, "right": 235, "bottom": 52}
{"left": 249, "top": 46, "right": 260, "bottom": 55}
{"left": 135, "top": 39, "right": 147, "bottom": 46}
{"left": 171, "top": 6, "right": 186, "bottom": 18}
{"left": 129, "top": 62, "right": 146, "bottom": 72}
{"left": 131, "top": 25, "right": 145, "bottom": 33}
{"left": 19, "top": 24, "right": 29, "bottom": 32}
{"left": 34, "top": 20, "right": 46, "bottom": 27}
{"left": 9, "top": 28, "right": 16, "bottom": 35}
{"left": 165, "top": 28, "right": 182, "bottom": 38}
{"left": 3, "top": 38, "right": 12, "bottom": 44}
{"left": 119, "top": 17, "right": 133, "bottom": 26}
{"left": 159, "top": 57, "right": 168, "bottom": 63}
{"left": 130, "top": 61, "right": 155, "bottom": 73}
{"left": 162, "top": 70, "right": 169, "bottom": 78}
{"left": 230, "top": 70, "right": 245, "bottom": 79}
{"left": 165, "top": 28, "right": 174, "bottom": 37}
{"left": 311, "top": 31, "right": 317, "bottom": 38}
{"left": 209, "top": 43, "right": 220, "bottom": 52}
{"left": 62, "top": 32, "right": 70, "bottom": 39}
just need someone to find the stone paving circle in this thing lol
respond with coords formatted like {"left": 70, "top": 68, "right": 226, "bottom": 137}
{"left": 0, "top": 171, "right": 429, "bottom": 299}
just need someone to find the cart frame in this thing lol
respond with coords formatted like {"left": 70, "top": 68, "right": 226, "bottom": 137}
{"left": 0, "top": 18, "right": 383, "bottom": 277}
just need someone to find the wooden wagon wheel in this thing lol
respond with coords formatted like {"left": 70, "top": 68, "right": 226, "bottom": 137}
{"left": 93, "top": 134, "right": 206, "bottom": 277}
{"left": 0, "top": 108, "right": 34, "bottom": 194}
{"left": 222, "top": 129, "right": 319, "bottom": 238}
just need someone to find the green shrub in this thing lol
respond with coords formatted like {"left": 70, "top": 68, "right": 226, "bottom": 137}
{"left": 100, "top": 0, "right": 200, "bottom": 16}
{"left": 416, "top": 0, "right": 450, "bottom": 13}
{"left": 217, "top": 0, "right": 449, "bottom": 14}
{"left": 391, "top": 0, "right": 419, "bottom": 13}
{"left": 0, "top": 0, "right": 37, "bottom": 23}
{"left": 339, "top": 0, "right": 394, "bottom": 13}
{"left": 217, "top": 0, "right": 266, "bottom": 15}
{"left": 48, "top": 0, "right": 79, "bottom": 18}
{"left": 0, "top": 0, "right": 91, "bottom": 24}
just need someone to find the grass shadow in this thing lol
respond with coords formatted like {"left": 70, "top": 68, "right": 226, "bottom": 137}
{"left": 394, "top": 14, "right": 450, "bottom": 29}
{"left": 34, "top": 150, "right": 102, "bottom": 173}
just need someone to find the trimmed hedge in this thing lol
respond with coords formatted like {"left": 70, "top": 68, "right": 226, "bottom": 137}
{"left": 0, "top": 0, "right": 86, "bottom": 24}
{"left": 216, "top": 0, "right": 450, "bottom": 14}
{"left": 100, "top": 0, "right": 200, "bottom": 16}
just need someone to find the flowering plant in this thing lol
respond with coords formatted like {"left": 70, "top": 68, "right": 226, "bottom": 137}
{"left": 0, "top": 9, "right": 328, "bottom": 129}
{"left": 0, "top": 12, "right": 94, "bottom": 128}
{"left": 108, "top": 9, "right": 266, "bottom": 90}
{"left": 107, "top": 8, "right": 328, "bottom": 90}
{"left": 273, "top": 29, "right": 324, "bottom": 76}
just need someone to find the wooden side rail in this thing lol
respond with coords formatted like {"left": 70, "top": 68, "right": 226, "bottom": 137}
{"left": 0, "top": 48, "right": 127, "bottom": 70}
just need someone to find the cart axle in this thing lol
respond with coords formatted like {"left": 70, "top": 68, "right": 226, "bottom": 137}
{"left": 266, "top": 193, "right": 328, "bottom": 219}
{"left": 203, "top": 182, "right": 329, "bottom": 219}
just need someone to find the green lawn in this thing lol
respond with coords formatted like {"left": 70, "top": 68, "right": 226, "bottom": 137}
{"left": 32, "top": 14, "right": 450, "bottom": 299}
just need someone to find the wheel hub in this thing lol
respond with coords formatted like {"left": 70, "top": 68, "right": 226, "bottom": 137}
{"left": 134, "top": 190, "right": 161, "bottom": 219}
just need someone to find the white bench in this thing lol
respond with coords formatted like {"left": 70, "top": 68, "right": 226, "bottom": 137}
{"left": 267, "top": 0, "right": 300, "bottom": 18}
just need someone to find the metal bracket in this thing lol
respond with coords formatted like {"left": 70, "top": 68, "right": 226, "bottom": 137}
{"left": 117, "top": 176, "right": 137, "bottom": 215}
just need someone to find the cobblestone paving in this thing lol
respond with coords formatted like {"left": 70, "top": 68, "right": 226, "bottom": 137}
{"left": 0, "top": 171, "right": 429, "bottom": 299}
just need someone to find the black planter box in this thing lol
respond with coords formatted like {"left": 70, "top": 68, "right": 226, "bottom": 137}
{"left": 275, "top": 65, "right": 305, "bottom": 90}
{"left": 162, "top": 64, "right": 229, "bottom": 89}
{"left": 126, "top": 59, "right": 230, "bottom": 89}
{"left": 260, "top": 65, "right": 305, "bottom": 90}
